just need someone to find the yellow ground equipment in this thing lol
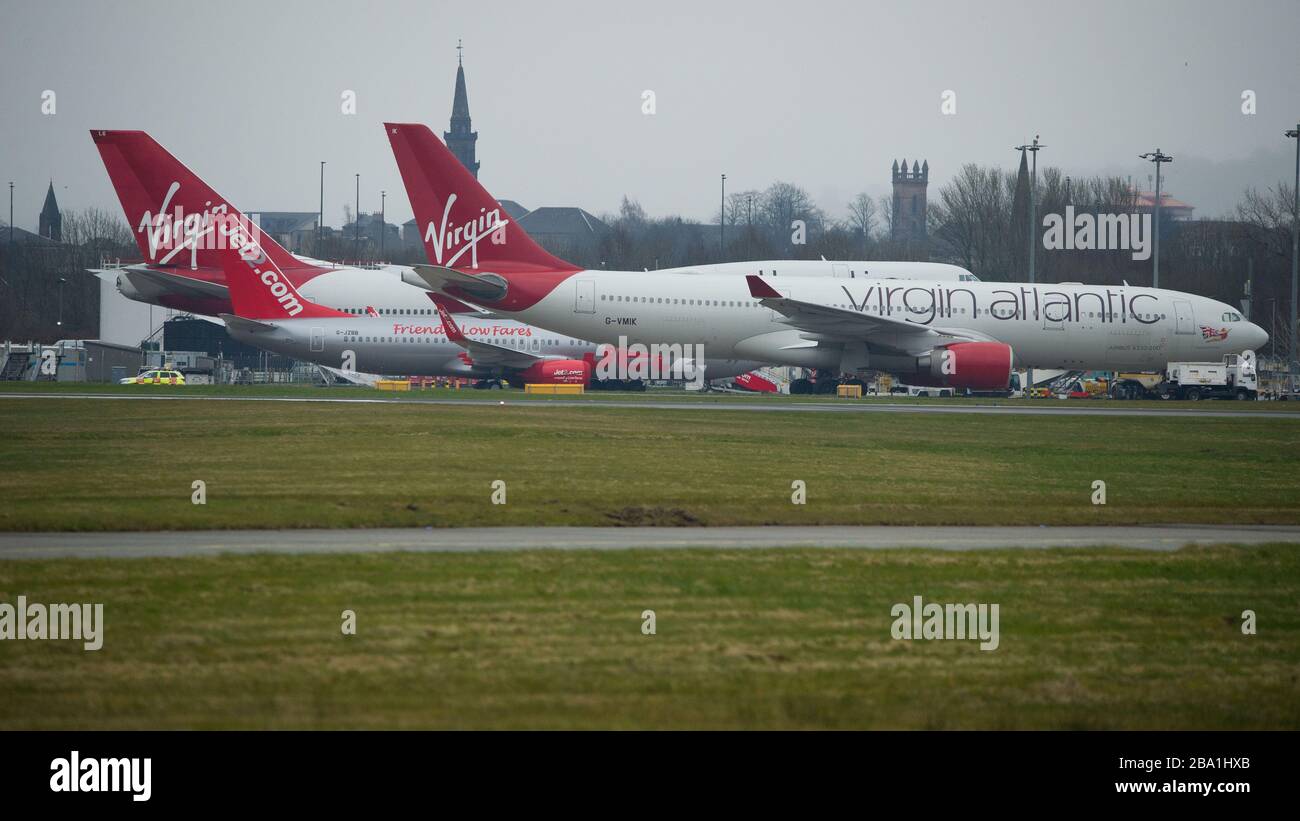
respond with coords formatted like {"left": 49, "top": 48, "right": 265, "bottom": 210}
{"left": 524, "top": 383, "right": 585, "bottom": 395}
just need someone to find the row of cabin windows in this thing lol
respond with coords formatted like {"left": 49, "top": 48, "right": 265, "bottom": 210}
{"left": 339, "top": 299, "right": 1174, "bottom": 326}
{"left": 754, "top": 271, "right": 982, "bottom": 283}
{"left": 349, "top": 335, "right": 581, "bottom": 347}
{"left": 341, "top": 307, "right": 437, "bottom": 315}
{"left": 599, "top": 295, "right": 1168, "bottom": 322}
{"left": 758, "top": 270, "right": 982, "bottom": 282}
{"left": 602, "top": 295, "right": 762, "bottom": 307}
{"left": 754, "top": 270, "right": 985, "bottom": 284}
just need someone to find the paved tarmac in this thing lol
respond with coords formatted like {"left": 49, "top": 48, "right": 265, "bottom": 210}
{"left": 1, "top": 524, "right": 1297, "bottom": 560}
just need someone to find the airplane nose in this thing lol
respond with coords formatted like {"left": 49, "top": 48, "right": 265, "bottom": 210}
{"left": 1248, "top": 322, "right": 1269, "bottom": 351}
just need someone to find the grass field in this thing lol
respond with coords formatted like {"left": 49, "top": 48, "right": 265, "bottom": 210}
{"left": 0, "top": 544, "right": 1295, "bottom": 729}
{"left": 1, "top": 392, "right": 1298, "bottom": 530}
{"left": 2, "top": 388, "right": 1297, "bottom": 730}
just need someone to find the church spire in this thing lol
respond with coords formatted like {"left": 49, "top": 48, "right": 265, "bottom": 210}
{"left": 451, "top": 61, "right": 471, "bottom": 121}
{"left": 444, "top": 40, "right": 480, "bottom": 178}
{"left": 39, "top": 180, "right": 62, "bottom": 242}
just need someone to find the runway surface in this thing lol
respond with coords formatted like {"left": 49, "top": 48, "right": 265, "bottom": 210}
{"left": 4, "top": 392, "right": 1299, "bottom": 419}
{"left": 2, "top": 524, "right": 1298, "bottom": 560}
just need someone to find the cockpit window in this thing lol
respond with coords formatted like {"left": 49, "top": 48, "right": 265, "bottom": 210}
{"left": 1222, "top": 312, "right": 1242, "bottom": 322}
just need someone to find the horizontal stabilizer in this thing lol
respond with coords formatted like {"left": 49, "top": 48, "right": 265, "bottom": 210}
{"left": 219, "top": 314, "right": 277, "bottom": 334}
{"left": 116, "top": 265, "right": 230, "bottom": 300}
{"left": 408, "top": 264, "right": 509, "bottom": 303}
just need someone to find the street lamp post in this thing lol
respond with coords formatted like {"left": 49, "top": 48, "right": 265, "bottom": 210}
{"left": 1270, "top": 298, "right": 1278, "bottom": 358}
{"left": 720, "top": 174, "right": 726, "bottom": 255}
{"left": 1139, "top": 149, "right": 1173, "bottom": 288}
{"left": 1285, "top": 124, "right": 1299, "bottom": 386}
{"left": 1014, "top": 137, "right": 1044, "bottom": 395}
{"left": 1014, "top": 136, "right": 1045, "bottom": 284}
{"left": 318, "top": 161, "right": 325, "bottom": 250}
{"left": 380, "top": 190, "right": 386, "bottom": 260}
{"left": 354, "top": 174, "right": 360, "bottom": 262}
{"left": 57, "top": 277, "right": 66, "bottom": 328}
{"left": 8, "top": 182, "right": 12, "bottom": 246}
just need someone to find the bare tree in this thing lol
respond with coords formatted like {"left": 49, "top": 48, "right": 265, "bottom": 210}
{"left": 928, "top": 163, "right": 1014, "bottom": 276}
{"left": 1238, "top": 182, "right": 1297, "bottom": 260}
{"left": 846, "top": 193, "right": 877, "bottom": 246}
{"left": 618, "top": 196, "right": 647, "bottom": 228}
{"left": 60, "top": 207, "right": 133, "bottom": 250}
{"left": 877, "top": 193, "right": 894, "bottom": 239}
{"left": 760, "top": 182, "right": 824, "bottom": 234}
{"left": 721, "top": 190, "right": 761, "bottom": 227}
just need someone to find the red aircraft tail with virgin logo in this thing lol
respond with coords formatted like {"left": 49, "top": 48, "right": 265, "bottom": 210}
{"left": 384, "top": 122, "right": 576, "bottom": 274}
{"left": 213, "top": 216, "right": 348, "bottom": 321}
{"left": 91, "top": 130, "right": 317, "bottom": 275}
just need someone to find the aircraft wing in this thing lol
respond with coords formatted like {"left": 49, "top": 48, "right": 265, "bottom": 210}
{"left": 746, "top": 275, "right": 987, "bottom": 355}
{"left": 432, "top": 302, "right": 542, "bottom": 368}
{"left": 90, "top": 264, "right": 230, "bottom": 301}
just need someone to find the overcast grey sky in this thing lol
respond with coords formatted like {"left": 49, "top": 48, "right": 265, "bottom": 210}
{"left": 1, "top": 0, "right": 1297, "bottom": 233}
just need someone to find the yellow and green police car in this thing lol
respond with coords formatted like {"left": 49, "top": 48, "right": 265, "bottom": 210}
{"left": 120, "top": 369, "right": 186, "bottom": 386}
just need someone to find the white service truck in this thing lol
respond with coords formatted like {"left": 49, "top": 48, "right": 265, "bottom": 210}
{"left": 1110, "top": 352, "right": 1258, "bottom": 401}
{"left": 1161, "top": 353, "right": 1258, "bottom": 400}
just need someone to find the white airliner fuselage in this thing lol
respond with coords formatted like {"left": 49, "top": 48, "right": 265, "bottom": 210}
{"left": 303, "top": 258, "right": 979, "bottom": 315}
{"left": 224, "top": 312, "right": 764, "bottom": 382}
{"left": 102, "top": 257, "right": 979, "bottom": 319}
{"left": 489, "top": 273, "right": 1267, "bottom": 374}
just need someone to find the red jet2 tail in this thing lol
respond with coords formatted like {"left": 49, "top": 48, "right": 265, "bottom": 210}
{"left": 214, "top": 216, "right": 347, "bottom": 321}
{"left": 384, "top": 123, "right": 575, "bottom": 273}
{"left": 91, "top": 130, "right": 316, "bottom": 274}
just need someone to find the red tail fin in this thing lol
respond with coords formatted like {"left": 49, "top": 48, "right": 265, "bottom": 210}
{"left": 384, "top": 123, "right": 575, "bottom": 273}
{"left": 91, "top": 130, "right": 316, "bottom": 274}
{"left": 432, "top": 301, "right": 467, "bottom": 343}
{"left": 214, "top": 216, "right": 347, "bottom": 320}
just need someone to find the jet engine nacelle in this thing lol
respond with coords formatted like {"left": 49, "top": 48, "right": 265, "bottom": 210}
{"left": 115, "top": 272, "right": 156, "bottom": 303}
{"left": 913, "top": 341, "right": 1014, "bottom": 390}
{"left": 507, "top": 359, "right": 592, "bottom": 388}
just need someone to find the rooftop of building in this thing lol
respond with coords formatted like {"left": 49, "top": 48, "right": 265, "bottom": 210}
{"left": 0, "top": 221, "right": 61, "bottom": 245}
{"left": 516, "top": 207, "right": 609, "bottom": 236}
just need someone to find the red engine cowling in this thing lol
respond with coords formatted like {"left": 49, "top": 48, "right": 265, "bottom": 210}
{"left": 913, "top": 341, "right": 1014, "bottom": 390}
{"left": 733, "top": 371, "right": 779, "bottom": 393}
{"left": 507, "top": 359, "right": 592, "bottom": 388}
